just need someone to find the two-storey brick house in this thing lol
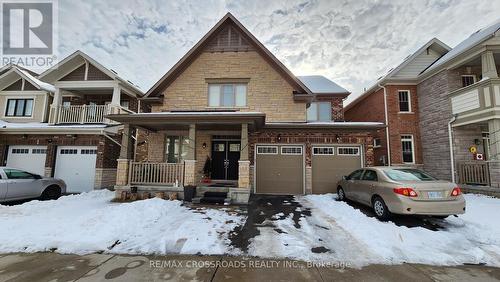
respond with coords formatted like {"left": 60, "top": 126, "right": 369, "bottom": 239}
{"left": 0, "top": 51, "right": 143, "bottom": 193}
{"left": 345, "top": 39, "right": 451, "bottom": 167}
{"left": 110, "top": 13, "right": 384, "bottom": 203}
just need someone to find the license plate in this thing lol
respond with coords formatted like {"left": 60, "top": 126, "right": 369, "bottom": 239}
{"left": 427, "top": 191, "right": 443, "bottom": 199}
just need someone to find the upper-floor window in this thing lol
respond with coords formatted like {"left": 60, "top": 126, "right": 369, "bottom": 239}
{"left": 5, "top": 98, "right": 33, "bottom": 117}
{"left": 398, "top": 90, "right": 411, "bottom": 112}
{"left": 208, "top": 84, "right": 247, "bottom": 107}
{"left": 307, "top": 102, "right": 331, "bottom": 122}
{"left": 461, "top": 75, "right": 476, "bottom": 87}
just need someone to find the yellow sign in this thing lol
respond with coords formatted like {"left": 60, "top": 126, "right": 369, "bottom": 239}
{"left": 469, "top": 146, "right": 477, "bottom": 154}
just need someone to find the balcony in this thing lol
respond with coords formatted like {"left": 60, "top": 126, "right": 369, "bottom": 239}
{"left": 449, "top": 78, "right": 500, "bottom": 126}
{"left": 49, "top": 104, "right": 134, "bottom": 125}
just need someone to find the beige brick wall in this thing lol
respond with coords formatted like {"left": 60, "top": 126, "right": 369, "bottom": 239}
{"left": 195, "top": 131, "right": 212, "bottom": 183}
{"left": 153, "top": 51, "right": 306, "bottom": 122}
{"left": 95, "top": 168, "right": 117, "bottom": 189}
{"left": 148, "top": 132, "right": 166, "bottom": 162}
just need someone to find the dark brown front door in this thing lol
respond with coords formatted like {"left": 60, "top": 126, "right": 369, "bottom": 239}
{"left": 211, "top": 141, "right": 240, "bottom": 180}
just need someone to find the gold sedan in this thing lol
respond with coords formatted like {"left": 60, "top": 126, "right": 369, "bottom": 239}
{"left": 337, "top": 167, "right": 466, "bottom": 220}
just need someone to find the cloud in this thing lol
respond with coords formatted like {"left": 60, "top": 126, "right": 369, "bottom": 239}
{"left": 52, "top": 0, "right": 499, "bottom": 100}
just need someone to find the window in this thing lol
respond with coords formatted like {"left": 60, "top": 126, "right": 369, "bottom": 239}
{"left": 208, "top": 84, "right": 247, "bottom": 107}
{"left": 62, "top": 101, "right": 71, "bottom": 108}
{"left": 257, "top": 146, "right": 278, "bottom": 155}
{"left": 5, "top": 99, "right": 34, "bottom": 117}
{"left": 307, "top": 102, "right": 331, "bottom": 122}
{"left": 347, "top": 169, "right": 364, "bottom": 180}
{"left": 401, "top": 135, "right": 414, "bottom": 163}
{"left": 362, "top": 170, "right": 378, "bottom": 181}
{"left": 12, "top": 148, "right": 29, "bottom": 154}
{"left": 338, "top": 147, "right": 360, "bottom": 156}
{"left": 398, "top": 91, "right": 411, "bottom": 112}
{"left": 165, "top": 136, "right": 188, "bottom": 163}
{"left": 384, "top": 169, "right": 436, "bottom": 181}
{"left": 281, "top": 146, "right": 302, "bottom": 155}
{"left": 60, "top": 149, "right": 78, "bottom": 154}
{"left": 373, "top": 138, "right": 382, "bottom": 148}
{"left": 229, "top": 144, "right": 240, "bottom": 152}
{"left": 120, "top": 100, "right": 130, "bottom": 109}
{"left": 32, "top": 149, "right": 46, "bottom": 154}
{"left": 462, "top": 75, "right": 476, "bottom": 87}
{"left": 81, "top": 149, "right": 97, "bottom": 154}
{"left": 4, "top": 169, "right": 36, "bottom": 179}
{"left": 313, "top": 147, "right": 334, "bottom": 155}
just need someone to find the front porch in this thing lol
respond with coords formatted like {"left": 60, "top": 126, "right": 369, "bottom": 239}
{"left": 109, "top": 111, "right": 265, "bottom": 204}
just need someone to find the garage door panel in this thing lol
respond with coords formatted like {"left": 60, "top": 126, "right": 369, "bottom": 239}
{"left": 55, "top": 146, "right": 97, "bottom": 193}
{"left": 6, "top": 145, "right": 47, "bottom": 176}
{"left": 312, "top": 146, "right": 362, "bottom": 194}
{"left": 256, "top": 145, "right": 303, "bottom": 195}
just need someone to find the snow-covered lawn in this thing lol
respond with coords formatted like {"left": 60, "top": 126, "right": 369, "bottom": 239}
{"left": 248, "top": 193, "right": 500, "bottom": 267}
{"left": 1, "top": 190, "right": 500, "bottom": 268}
{"left": 0, "top": 190, "right": 244, "bottom": 255}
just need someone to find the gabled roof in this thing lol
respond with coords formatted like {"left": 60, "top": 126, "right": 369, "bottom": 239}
{"left": 345, "top": 38, "right": 450, "bottom": 111}
{"left": 421, "top": 19, "right": 500, "bottom": 76}
{"left": 0, "top": 65, "right": 55, "bottom": 92}
{"left": 297, "top": 75, "right": 349, "bottom": 95}
{"left": 145, "top": 12, "right": 312, "bottom": 97}
{"left": 38, "top": 50, "right": 143, "bottom": 95}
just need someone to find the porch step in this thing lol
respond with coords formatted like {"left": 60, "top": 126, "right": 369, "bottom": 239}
{"left": 200, "top": 196, "right": 226, "bottom": 204}
{"left": 204, "top": 192, "right": 228, "bottom": 198}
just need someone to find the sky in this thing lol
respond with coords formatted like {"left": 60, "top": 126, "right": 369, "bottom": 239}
{"left": 55, "top": 0, "right": 500, "bottom": 104}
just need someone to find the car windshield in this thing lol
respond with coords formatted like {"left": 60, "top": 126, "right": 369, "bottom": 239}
{"left": 384, "top": 169, "right": 436, "bottom": 181}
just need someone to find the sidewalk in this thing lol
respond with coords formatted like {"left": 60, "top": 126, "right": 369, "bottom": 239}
{"left": 0, "top": 253, "right": 499, "bottom": 282}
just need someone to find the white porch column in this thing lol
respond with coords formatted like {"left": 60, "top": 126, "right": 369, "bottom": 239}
{"left": 489, "top": 119, "right": 500, "bottom": 161}
{"left": 482, "top": 51, "right": 498, "bottom": 79}
{"left": 111, "top": 85, "right": 121, "bottom": 114}
{"left": 49, "top": 88, "right": 62, "bottom": 124}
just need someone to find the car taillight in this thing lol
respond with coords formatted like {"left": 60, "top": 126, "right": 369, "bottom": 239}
{"left": 451, "top": 187, "right": 462, "bottom": 196}
{"left": 393, "top": 187, "right": 418, "bottom": 197}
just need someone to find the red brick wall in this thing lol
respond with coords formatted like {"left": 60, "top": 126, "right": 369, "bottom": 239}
{"left": 344, "top": 85, "right": 422, "bottom": 165}
{"left": 316, "top": 96, "right": 345, "bottom": 121}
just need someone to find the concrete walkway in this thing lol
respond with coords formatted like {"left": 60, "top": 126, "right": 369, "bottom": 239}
{"left": 0, "top": 253, "right": 499, "bottom": 282}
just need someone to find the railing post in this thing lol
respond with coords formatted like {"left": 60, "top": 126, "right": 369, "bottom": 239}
{"left": 80, "top": 105, "right": 87, "bottom": 124}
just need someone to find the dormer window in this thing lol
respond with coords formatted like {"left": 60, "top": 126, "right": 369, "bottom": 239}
{"left": 208, "top": 84, "right": 247, "bottom": 107}
{"left": 307, "top": 102, "right": 331, "bottom": 122}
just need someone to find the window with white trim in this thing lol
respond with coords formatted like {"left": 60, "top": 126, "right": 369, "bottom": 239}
{"left": 461, "top": 75, "right": 476, "bottom": 87}
{"left": 257, "top": 146, "right": 278, "bottom": 155}
{"left": 337, "top": 147, "right": 360, "bottom": 156}
{"left": 401, "top": 135, "right": 415, "bottom": 163}
{"left": 313, "top": 147, "right": 334, "bottom": 155}
{"left": 398, "top": 90, "right": 411, "bottom": 112}
{"left": 5, "top": 99, "right": 33, "bottom": 117}
{"left": 307, "top": 102, "right": 331, "bottom": 122}
{"left": 281, "top": 146, "right": 302, "bottom": 155}
{"left": 208, "top": 84, "right": 247, "bottom": 107}
{"left": 373, "top": 138, "right": 382, "bottom": 148}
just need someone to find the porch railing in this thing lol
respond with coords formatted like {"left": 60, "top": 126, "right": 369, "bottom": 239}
{"left": 53, "top": 104, "right": 111, "bottom": 124}
{"left": 458, "top": 161, "right": 490, "bottom": 186}
{"left": 129, "top": 162, "right": 184, "bottom": 186}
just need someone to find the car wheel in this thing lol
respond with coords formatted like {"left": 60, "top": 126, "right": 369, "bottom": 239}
{"left": 41, "top": 186, "right": 61, "bottom": 200}
{"left": 337, "top": 187, "right": 346, "bottom": 201}
{"left": 372, "top": 196, "right": 391, "bottom": 220}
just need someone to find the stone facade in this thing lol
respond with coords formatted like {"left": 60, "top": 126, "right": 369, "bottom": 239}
{"left": 238, "top": 160, "right": 250, "bottom": 188}
{"left": 116, "top": 159, "right": 129, "bottom": 186}
{"left": 153, "top": 51, "right": 306, "bottom": 122}
{"left": 183, "top": 160, "right": 196, "bottom": 186}
{"left": 417, "top": 69, "right": 461, "bottom": 180}
{"left": 95, "top": 168, "right": 117, "bottom": 189}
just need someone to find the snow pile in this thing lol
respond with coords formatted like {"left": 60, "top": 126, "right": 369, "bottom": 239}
{"left": 0, "top": 190, "right": 244, "bottom": 255}
{"left": 301, "top": 193, "right": 500, "bottom": 266}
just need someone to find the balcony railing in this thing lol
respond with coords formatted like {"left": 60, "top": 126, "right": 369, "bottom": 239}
{"left": 129, "top": 162, "right": 184, "bottom": 186}
{"left": 458, "top": 161, "right": 490, "bottom": 186}
{"left": 49, "top": 104, "right": 133, "bottom": 124}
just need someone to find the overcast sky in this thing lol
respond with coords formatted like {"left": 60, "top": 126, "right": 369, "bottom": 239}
{"left": 56, "top": 0, "right": 500, "bottom": 104}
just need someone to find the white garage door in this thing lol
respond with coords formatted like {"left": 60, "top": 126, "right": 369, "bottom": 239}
{"left": 6, "top": 145, "right": 47, "bottom": 175}
{"left": 55, "top": 146, "right": 97, "bottom": 193}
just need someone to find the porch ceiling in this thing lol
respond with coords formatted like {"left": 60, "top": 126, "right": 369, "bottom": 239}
{"left": 106, "top": 111, "right": 266, "bottom": 131}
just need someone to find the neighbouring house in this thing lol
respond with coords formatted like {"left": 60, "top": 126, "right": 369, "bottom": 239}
{"left": 346, "top": 19, "right": 500, "bottom": 189}
{"left": 0, "top": 51, "right": 143, "bottom": 193}
{"left": 109, "top": 13, "right": 384, "bottom": 203}
{"left": 345, "top": 38, "right": 451, "bottom": 167}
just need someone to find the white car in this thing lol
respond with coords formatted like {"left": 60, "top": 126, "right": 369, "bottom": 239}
{"left": 0, "top": 167, "right": 67, "bottom": 203}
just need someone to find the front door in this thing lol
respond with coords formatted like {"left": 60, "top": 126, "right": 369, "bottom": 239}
{"left": 211, "top": 141, "right": 240, "bottom": 180}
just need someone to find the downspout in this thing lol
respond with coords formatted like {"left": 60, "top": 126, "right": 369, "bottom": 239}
{"left": 448, "top": 115, "right": 457, "bottom": 183}
{"left": 378, "top": 83, "right": 391, "bottom": 166}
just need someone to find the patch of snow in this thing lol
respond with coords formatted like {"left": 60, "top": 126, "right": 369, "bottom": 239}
{"left": 15, "top": 67, "right": 56, "bottom": 92}
{"left": 0, "top": 120, "right": 107, "bottom": 129}
{"left": 271, "top": 213, "right": 285, "bottom": 219}
{"left": 297, "top": 75, "right": 349, "bottom": 94}
{"left": 0, "top": 190, "right": 245, "bottom": 256}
